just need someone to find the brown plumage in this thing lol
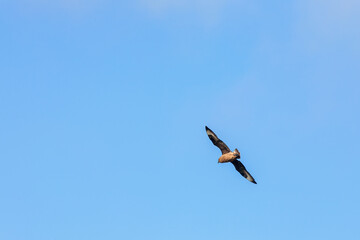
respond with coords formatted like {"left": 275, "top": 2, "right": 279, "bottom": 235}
{"left": 205, "top": 126, "right": 257, "bottom": 184}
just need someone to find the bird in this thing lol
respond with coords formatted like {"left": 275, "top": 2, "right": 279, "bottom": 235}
{"left": 205, "top": 126, "right": 257, "bottom": 184}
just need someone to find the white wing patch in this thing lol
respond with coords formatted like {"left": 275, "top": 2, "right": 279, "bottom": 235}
{"left": 206, "top": 129, "right": 217, "bottom": 139}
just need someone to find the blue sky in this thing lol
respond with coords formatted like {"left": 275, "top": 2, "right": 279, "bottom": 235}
{"left": 1, "top": 1, "right": 359, "bottom": 239}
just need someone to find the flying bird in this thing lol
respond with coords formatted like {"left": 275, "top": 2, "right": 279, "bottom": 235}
{"left": 205, "top": 126, "right": 257, "bottom": 184}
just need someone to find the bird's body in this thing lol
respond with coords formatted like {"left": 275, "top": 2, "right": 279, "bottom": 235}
{"left": 205, "top": 126, "right": 257, "bottom": 184}
{"left": 218, "top": 151, "right": 238, "bottom": 163}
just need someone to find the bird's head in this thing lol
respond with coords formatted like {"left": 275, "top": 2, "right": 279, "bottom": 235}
{"left": 233, "top": 149, "right": 240, "bottom": 159}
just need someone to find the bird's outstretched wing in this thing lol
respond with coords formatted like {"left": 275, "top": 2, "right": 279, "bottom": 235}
{"left": 231, "top": 160, "right": 257, "bottom": 184}
{"left": 205, "top": 126, "right": 231, "bottom": 154}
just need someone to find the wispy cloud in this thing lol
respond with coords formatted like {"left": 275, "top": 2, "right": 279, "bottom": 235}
{"left": 138, "top": 0, "right": 249, "bottom": 25}
{"left": 140, "top": 0, "right": 225, "bottom": 13}
{"left": 289, "top": 0, "right": 360, "bottom": 55}
{"left": 297, "top": 0, "right": 360, "bottom": 37}
{"left": 7, "top": 0, "right": 101, "bottom": 15}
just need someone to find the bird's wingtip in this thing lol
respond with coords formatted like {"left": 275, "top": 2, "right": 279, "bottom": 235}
{"left": 205, "top": 126, "right": 209, "bottom": 130}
